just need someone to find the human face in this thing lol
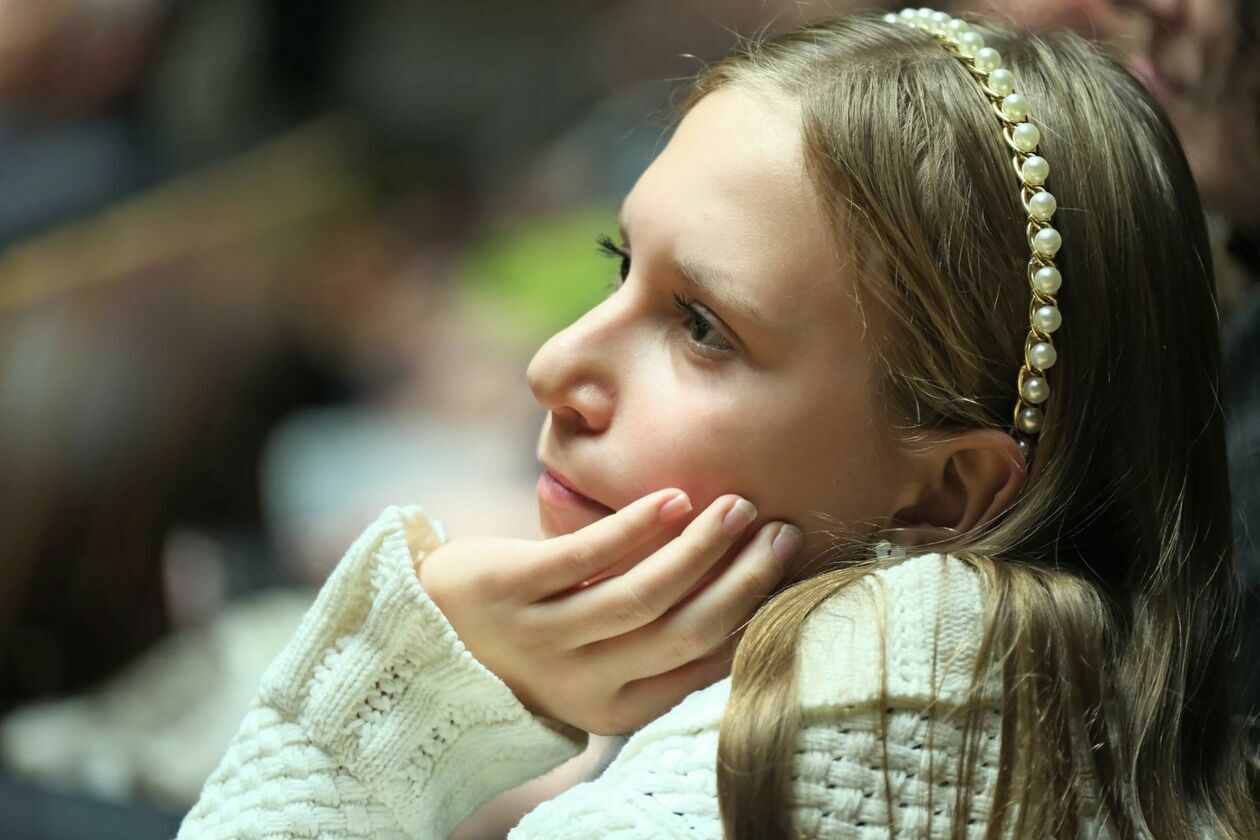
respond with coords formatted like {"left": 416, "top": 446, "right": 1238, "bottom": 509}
{"left": 964, "top": 0, "right": 1260, "bottom": 219}
{"left": 1116, "top": 0, "right": 1260, "bottom": 218}
{"left": 526, "top": 87, "right": 910, "bottom": 580}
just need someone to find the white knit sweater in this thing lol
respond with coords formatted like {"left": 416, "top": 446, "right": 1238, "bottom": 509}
{"left": 177, "top": 505, "right": 1005, "bottom": 838}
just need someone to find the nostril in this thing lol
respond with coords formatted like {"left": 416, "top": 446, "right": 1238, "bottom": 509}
{"left": 554, "top": 406, "right": 581, "bottom": 427}
{"left": 554, "top": 406, "right": 597, "bottom": 435}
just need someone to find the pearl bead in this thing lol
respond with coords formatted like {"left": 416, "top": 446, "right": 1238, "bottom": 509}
{"left": 1029, "top": 190, "right": 1056, "bottom": 221}
{"left": 1022, "top": 155, "right": 1049, "bottom": 186}
{"left": 884, "top": 12, "right": 899, "bottom": 23}
{"left": 946, "top": 18, "right": 971, "bottom": 36}
{"left": 899, "top": 8, "right": 917, "bottom": 19}
{"left": 958, "top": 31, "right": 984, "bottom": 57}
{"left": 988, "top": 68, "right": 1015, "bottom": 96}
{"left": 1017, "top": 406, "right": 1044, "bottom": 434}
{"left": 974, "top": 47, "right": 1002, "bottom": 73}
{"left": 1032, "top": 265, "right": 1062, "bottom": 294}
{"left": 1001, "top": 92, "right": 1029, "bottom": 122}
{"left": 1029, "top": 341, "right": 1057, "bottom": 369}
{"left": 931, "top": 11, "right": 950, "bottom": 29}
{"left": 1021, "top": 376, "right": 1049, "bottom": 404}
{"left": 1016, "top": 437, "right": 1032, "bottom": 460}
{"left": 917, "top": 7, "right": 934, "bottom": 21}
{"left": 1034, "top": 304, "right": 1062, "bottom": 333}
{"left": 1033, "top": 226, "right": 1062, "bottom": 257}
{"left": 1012, "top": 122, "right": 1040, "bottom": 152}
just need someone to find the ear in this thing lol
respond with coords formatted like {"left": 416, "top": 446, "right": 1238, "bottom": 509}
{"left": 886, "top": 429, "right": 1027, "bottom": 549}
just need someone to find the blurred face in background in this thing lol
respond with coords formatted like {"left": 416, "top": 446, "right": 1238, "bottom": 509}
{"left": 525, "top": 87, "right": 912, "bottom": 579}
{"left": 966, "top": 0, "right": 1260, "bottom": 220}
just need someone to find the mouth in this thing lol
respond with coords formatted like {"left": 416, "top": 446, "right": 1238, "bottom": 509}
{"left": 537, "top": 466, "right": 616, "bottom": 515}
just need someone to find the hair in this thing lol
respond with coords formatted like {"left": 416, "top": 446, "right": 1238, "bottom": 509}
{"left": 669, "top": 12, "right": 1260, "bottom": 839}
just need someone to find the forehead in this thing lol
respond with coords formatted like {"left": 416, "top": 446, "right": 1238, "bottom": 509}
{"left": 622, "top": 87, "right": 858, "bottom": 346}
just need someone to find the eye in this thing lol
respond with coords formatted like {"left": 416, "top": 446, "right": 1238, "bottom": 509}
{"left": 595, "top": 232, "right": 735, "bottom": 357}
{"left": 596, "top": 233, "right": 629, "bottom": 293}
{"left": 672, "top": 294, "right": 735, "bottom": 354}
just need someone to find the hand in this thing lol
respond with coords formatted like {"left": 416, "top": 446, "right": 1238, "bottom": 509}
{"left": 416, "top": 489, "right": 802, "bottom": 735}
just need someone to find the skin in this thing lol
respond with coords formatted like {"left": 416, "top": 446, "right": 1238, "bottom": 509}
{"left": 529, "top": 86, "right": 910, "bottom": 579}
{"left": 1113, "top": 0, "right": 1260, "bottom": 220}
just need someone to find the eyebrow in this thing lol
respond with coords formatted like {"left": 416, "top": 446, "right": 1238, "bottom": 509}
{"left": 617, "top": 201, "right": 777, "bottom": 335}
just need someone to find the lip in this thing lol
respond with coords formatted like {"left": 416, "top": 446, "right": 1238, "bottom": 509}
{"left": 538, "top": 466, "right": 616, "bottom": 514}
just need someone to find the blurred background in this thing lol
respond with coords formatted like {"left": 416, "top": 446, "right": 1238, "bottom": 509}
{"left": 0, "top": 1, "right": 1257, "bottom": 837}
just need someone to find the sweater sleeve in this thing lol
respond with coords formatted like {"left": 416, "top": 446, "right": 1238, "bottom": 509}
{"left": 176, "top": 505, "right": 586, "bottom": 840}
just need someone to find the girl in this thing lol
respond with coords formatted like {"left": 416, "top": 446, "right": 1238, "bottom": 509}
{"left": 178, "top": 9, "right": 1259, "bottom": 838}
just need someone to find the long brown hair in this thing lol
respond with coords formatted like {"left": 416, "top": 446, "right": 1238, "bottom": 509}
{"left": 675, "top": 13, "right": 1260, "bottom": 838}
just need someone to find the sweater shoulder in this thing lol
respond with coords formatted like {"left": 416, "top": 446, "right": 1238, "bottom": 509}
{"left": 798, "top": 553, "right": 994, "bottom": 710}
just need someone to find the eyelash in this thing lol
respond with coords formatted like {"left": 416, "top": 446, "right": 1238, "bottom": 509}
{"left": 595, "top": 233, "right": 734, "bottom": 355}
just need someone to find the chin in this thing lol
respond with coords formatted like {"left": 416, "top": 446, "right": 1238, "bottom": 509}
{"left": 539, "top": 516, "right": 564, "bottom": 539}
{"left": 538, "top": 499, "right": 608, "bottom": 538}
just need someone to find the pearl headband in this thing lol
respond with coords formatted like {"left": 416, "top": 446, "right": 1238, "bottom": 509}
{"left": 886, "top": 8, "right": 1062, "bottom": 463}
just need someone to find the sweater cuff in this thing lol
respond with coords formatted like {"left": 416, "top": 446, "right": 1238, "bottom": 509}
{"left": 258, "top": 505, "right": 586, "bottom": 839}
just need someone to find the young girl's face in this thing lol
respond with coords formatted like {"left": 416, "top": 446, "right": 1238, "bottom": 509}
{"left": 527, "top": 87, "right": 911, "bottom": 576}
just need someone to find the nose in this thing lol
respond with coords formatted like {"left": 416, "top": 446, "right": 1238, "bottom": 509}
{"left": 526, "top": 300, "right": 622, "bottom": 435}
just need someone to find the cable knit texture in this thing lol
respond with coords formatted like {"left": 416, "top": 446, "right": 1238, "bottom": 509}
{"left": 178, "top": 506, "right": 1005, "bottom": 839}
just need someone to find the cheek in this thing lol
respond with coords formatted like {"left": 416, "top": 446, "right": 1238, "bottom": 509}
{"left": 540, "top": 387, "right": 892, "bottom": 585}
{"left": 536, "top": 396, "right": 742, "bottom": 541}
{"left": 624, "top": 379, "right": 887, "bottom": 523}
{"left": 741, "top": 390, "right": 891, "bottom": 529}
{"left": 632, "top": 396, "right": 752, "bottom": 499}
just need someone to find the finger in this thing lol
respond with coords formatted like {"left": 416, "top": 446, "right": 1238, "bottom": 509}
{"left": 526, "top": 488, "right": 693, "bottom": 600}
{"left": 558, "top": 494, "right": 759, "bottom": 644}
{"left": 603, "top": 638, "right": 739, "bottom": 734}
{"left": 604, "top": 520, "right": 800, "bottom": 680}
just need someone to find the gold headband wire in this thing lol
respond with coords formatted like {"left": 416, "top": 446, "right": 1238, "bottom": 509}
{"left": 888, "top": 8, "right": 1062, "bottom": 464}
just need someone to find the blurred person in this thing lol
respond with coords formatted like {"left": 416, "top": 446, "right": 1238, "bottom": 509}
{"left": 177, "top": 9, "right": 1257, "bottom": 838}
{"left": 0, "top": 0, "right": 168, "bottom": 112}
{"left": 955, "top": 0, "right": 1260, "bottom": 222}
{"left": 0, "top": 0, "right": 172, "bottom": 244}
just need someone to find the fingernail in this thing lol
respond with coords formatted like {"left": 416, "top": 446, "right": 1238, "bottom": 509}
{"left": 659, "top": 492, "right": 692, "bottom": 522}
{"left": 722, "top": 498, "right": 757, "bottom": 536}
{"left": 772, "top": 524, "right": 803, "bottom": 563}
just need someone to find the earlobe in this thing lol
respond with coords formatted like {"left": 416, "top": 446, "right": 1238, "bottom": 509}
{"left": 885, "top": 429, "right": 1026, "bottom": 549}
